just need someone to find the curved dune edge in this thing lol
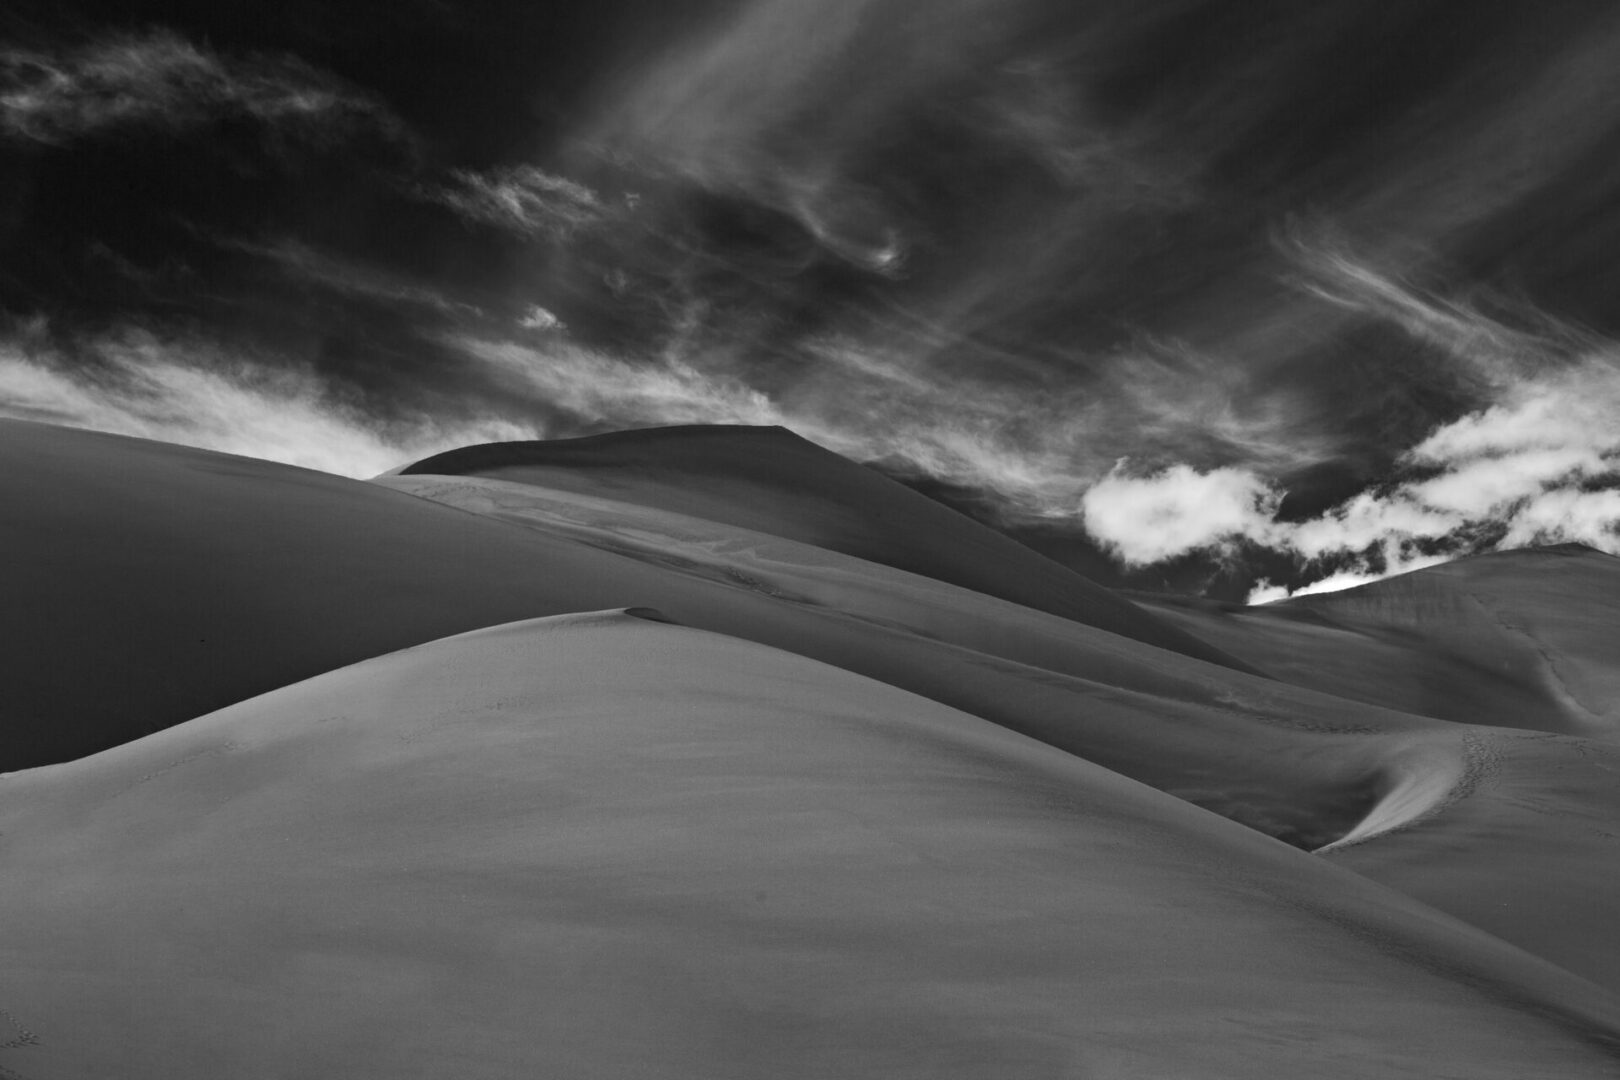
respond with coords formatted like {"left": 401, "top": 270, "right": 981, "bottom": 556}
{"left": 587, "top": 609, "right": 1474, "bottom": 862}
{"left": 3, "top": 611, "right": 1620, "bottom": 1078}
{"left": 8, "top": 421, "right": 1620, "bottom": 1021}
{"left": 0, "top": 420, "right": 1381, "bottom": 848}
{"left": 389, "top": 424, "right": 1265, "bottom": 676}
{"left": 1138, "top": 545, "right": 1620, "bottom": 738}
{"left": 379, "top": 469, "right": 1620, "bottom": 991}
{"left": 1314, "top": 738, "right": 1472, "bottom": 854}
{"left": 377, "top": 471, "right": 1414, "bottom": 850}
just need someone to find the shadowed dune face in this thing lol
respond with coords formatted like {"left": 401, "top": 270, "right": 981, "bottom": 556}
{"left": 2, "top": 612, "right": 1618, "bottom": 1079}
{"left": 0, "top": 421, "right": 1343, "bottom": 851}
{"left": 378, "top": 470, "right": 1403, "bottom": 853}
{"left": 376, "top": 468, "right": 1620, "bottom": 992}
{"left": 0, "top": 420, "right": 1371, "bottom": 856}
{"left": 6, "top": 419, "right": 1620, "bottom": 1074}
{"left": 1324, "top": 725, "right": 1620, "bottom": 992}
{"left": 0, "top": 419, "right": 685, "bottom": 769}
{"left": 395, "top": 425, "right": 1264, "bottom": 674}
{"left": 380, "top": 462, "right": 1620, "bottom": 994}
{"left": 1138, "top": 545, "right": 1620, "bottom": 738}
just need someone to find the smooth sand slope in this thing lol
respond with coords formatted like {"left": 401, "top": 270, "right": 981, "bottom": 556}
{"left": 0, "top": 419, "right": 1242, "bottom": 772}
{"left": 395, "top": 425, "right": 1260, "bottom": 673}
{"left": 1137, "top": 545, "right": 1620, "bottom": 737}
{"left": 0, "top": 419, "right": 717, "bottom": 769}
{"left": 2, "top": 612, "right": 1618, "bottom": 1079}
{"left": 7, "top": 419, "right": 1620, "bottom": 1072}
{"left": 381, "top": 471, "right": 1620, "bottom": 992}
{"left": 378, "top": 471, "right": 1416, "bottom": 848}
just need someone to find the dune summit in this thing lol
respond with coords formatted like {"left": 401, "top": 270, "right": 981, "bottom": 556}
{"left": 3, "top": 419, "right": 1620, "bottom": 1077}
{"left": 395, "top": 425, "right": 1264, "bottom": 674}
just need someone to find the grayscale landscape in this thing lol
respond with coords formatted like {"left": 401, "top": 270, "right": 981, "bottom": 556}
{"left": 3, "top": 1, "right": 1620, "bottom": 1075}
{"left": 0, "top": 419, "right": 1617, "bottom": 1076}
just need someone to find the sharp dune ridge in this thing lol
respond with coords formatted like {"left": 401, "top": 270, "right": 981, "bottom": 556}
{"left": 395, "top": 424, "right": 1266, "bottom": 675}
{"left": 2, "top": 419, "right": 1620, "bottom": 1077}
{"left": 1138, "top": 543, "right": 1620, "bottom": 737}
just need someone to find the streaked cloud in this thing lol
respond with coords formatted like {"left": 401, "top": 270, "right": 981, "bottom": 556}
{"left": 0, "top": 31, "right": 406, "bottom": 146}
{"left": 226, "top": 238, "right": 479, "bottom": 316}
{"left": 437, "top": 165, "right": 606, "bottom": 237}
{"left": 1282, "top": 223, "right": 1590, "bottom": 385}
{"left": 452, "top": 334, "right": 782, "bottom": 430}
{"left": 0, "top": 321, "right": 532, "bottom": 476}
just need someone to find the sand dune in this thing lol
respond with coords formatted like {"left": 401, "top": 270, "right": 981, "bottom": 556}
{"left": 1137, "top": 544, "right": 1620, "bottom": 737}
{"left": 378, "top": 470, "right": 1620, "bottom": 992}
{"left": 3, "top": 612, "right": 1618, "bottom": 1078}
{"left": 377, "top": 470, "right": 1418, "bottom": 850}
{"left": 4, "top": 419, "right": 1620, "bottom": 1075}
{"left": 0, "top": 419, "right": 718, "bottom": 770}
{"left": 395, "top": 425, "right": 1260, "bottom": 673}
{"left": 0, "top": 419, "right": 1242, "bottom": 772}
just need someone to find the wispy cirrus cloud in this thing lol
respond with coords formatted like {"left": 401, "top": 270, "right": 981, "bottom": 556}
{"left": 1281, "top": 221, "right": 1593, "bottom": 384}
{"left": 0, "top": 30, "right": 407, "bottom": 146}
{"left": 224, "top": 237, "right": 481, "bottom": 316}
{"left": 436, "top": 165, "right": 607, "bottom": 237}
{"left": 0, "top": 319, "right": 532, "bottom": 476}
{"left": 442, "top": 325, "right": 1286, "bottom": 521}
{"left": 452, "top": 334, "right": 781, "bottom": 430}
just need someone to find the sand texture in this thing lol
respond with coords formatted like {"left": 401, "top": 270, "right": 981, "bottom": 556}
{"left": 2, "top": 420, "right": 1618, "bottom": 1077}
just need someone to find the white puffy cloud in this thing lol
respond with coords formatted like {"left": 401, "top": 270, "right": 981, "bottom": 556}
{"left": 1080, "top": 463, "right": 1282, "bottom": 567}
{"left": 1151, "top": 234, "right": 1615, "bottom": 599}
{"left": 1394, "top": 358, "right": 1620, "bottom": 551}
{"left": 1107, "top": 356, "right": 1620, "bottom": 601}
{"left": 1499, "top": 488, "right": 1620, "bottom": 550}
{"left": 1285, "top": 491, "right": 1461, "bottom": 560}
{"left": 1405, "top": 448, "right": 1603, "bottom": 516}
{"left": 518, "top": 306, "right": 564, "bottom": 331}
{"left": 1410, "top": 359, "right": 1620, "bottom": 461}
{"left": 1081, "top": 223, "right": 1620, "bottom": 597}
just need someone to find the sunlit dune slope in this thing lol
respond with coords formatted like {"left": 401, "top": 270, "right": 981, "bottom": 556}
{"left": 0, "top": 419, "right": 709, "bottom": 770}
{"left": 381, "top": 472, "right": 1620, "bottom": 993}
{"left": 395, "top": 424, "right": 1259, "bottom": 673}
{"left": 1136, "top": 545, "right": 1620, "bottom": 738}
{"left": 0, "top": 420, "right": 1243, "bottom": 773}
{"left": 1321, "top": 722, "right": 1620, "bottom": 993}
{"left": 10, "top": 419, "right": 1620, "bottom": 1002}
{"left": 377, "top": 471, "right": 1412, "bottom": 852}
{"left": 2, "top": 611, "right": 1617, "bottom": 1079}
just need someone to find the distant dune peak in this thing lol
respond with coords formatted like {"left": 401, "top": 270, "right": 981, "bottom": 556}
{"left": 395, "top": 422, "right": 813, "bottom": 475}
{"left": 394, "top": 424, "right": 1266, "bottom": 674}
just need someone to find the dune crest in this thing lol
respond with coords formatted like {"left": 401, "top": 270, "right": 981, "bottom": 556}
{"left": 6, "top": 419, "right": 1620, "bottom": 1073}
{"left": 4, "top": 613, "right": 1618, "bottom": 1077}
{"left": 395, "top": 425, "right": 1262, "bottom": 673}
{"left": 1140, "top": 544, "right": 1620, "bottom": 737}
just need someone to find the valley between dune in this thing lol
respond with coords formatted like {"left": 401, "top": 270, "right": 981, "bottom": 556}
{"left": 1, "top": 420, "right": 1618, "bottom": 1078}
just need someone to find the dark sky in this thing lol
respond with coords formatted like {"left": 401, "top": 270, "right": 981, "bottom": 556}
{"left": 3, "top": 0, "right": 1619, "bottom": 599}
